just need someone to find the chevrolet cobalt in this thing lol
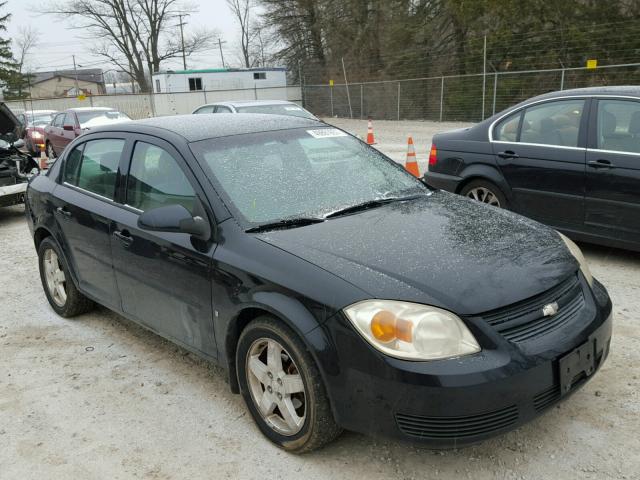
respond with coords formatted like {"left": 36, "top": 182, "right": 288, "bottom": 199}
{"left": 26, "top": 114, "right": 612, "bottom": 452}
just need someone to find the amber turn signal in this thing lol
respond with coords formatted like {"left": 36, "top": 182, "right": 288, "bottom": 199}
{"left": 371, "top": 310, "right": 413, "bottom": 343}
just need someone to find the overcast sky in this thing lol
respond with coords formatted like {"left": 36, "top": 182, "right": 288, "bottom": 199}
{"left": 6, "top": 0, "right": 244, "bottom": 74}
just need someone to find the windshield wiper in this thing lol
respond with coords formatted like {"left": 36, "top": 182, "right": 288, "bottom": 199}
{"left": 246, "top": 217, "right": 325, "bottom": 233}
{"left": 324, "top": 195, "right": 424, "bottom": 219}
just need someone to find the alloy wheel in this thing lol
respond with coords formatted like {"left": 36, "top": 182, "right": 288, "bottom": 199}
{"left": 43, "top": 249, "right": 67, "bottom": 307}
{"left": 466, "top": 187, "right": 501, "bottom": 207}
{"left": 246, "top": 338, "right": 306, "bottom": 436}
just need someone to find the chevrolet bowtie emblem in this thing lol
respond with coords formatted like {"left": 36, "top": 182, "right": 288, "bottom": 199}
{"left": 542, "top": 302, "right": 559, "bottom": 317}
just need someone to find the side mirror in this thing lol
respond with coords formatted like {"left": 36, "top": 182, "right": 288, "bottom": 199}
{"left": 137, "top": 204, "right": 211, "bottom": 240}
{"left": 63, "top": 125, "right": 74, "bottom": 131}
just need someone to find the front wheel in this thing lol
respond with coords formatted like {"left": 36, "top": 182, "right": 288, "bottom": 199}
{"left": 460, "top": 179, "right": 508, "bottom": 208}
{"left": 236, "top": 316, "right": 342, "bottom": 453}
{"left": 46, "top": 142, "right": 56, "bottom": 159}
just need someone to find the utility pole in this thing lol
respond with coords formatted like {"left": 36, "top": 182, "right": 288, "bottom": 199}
{"left": 218, "top": 39, "right": 227, "bottom": 68}
{"left": 481, "top": 35, "right": 487, "bottom": 120}
{"left": 177, "top": 14, "right": 188, "bottom": 70}
{"left": 72, "top": 54, "right": 79, "bottom": 96}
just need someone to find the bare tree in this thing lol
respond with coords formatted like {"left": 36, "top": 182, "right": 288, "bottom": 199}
{"left": 13, "top": 26, "right": 38, "bottom": 97}
{"left": 45, "top": 0, "right": 216, "bottom": 92}
{"left": 227, "top": 0, "right": 255, "bottom": 68}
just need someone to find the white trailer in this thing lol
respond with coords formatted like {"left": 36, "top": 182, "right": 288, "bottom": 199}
{"left": 152, "top": 68, "right": 287, "bottom": 93}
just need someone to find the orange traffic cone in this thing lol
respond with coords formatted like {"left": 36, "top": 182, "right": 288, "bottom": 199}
{"left": 405, "top": 135, "right": 420, "bottom": 177}
{"left": 39, "top": 145, "right": 48, "bottom": 170}
{"left": 366, "top": 119, "right": 376, "bottom": 145}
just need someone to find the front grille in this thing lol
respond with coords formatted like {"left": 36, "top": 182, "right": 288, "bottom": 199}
{"left": 478, "top": 275, "right": 585, "bottom": 343}
{"left": 396, "top": 405, "right": 519, "bottom": 440}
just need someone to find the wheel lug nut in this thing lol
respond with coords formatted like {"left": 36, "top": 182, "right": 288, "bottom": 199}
{"left": 267, "top": 372, "right": 273, "bottom": 379}
{"left": 267, "top": 386, "right": 272, "bottom": 393}
{"left": 277, "top": 393, "right": 282, "bottom": 400}
{"left": 277, "top": 378, "right": 282, "bottom": 385}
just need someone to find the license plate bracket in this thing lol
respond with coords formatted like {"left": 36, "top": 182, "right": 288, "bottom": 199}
{"left": 559, "top": 340, "right": 595, "bottom": 396}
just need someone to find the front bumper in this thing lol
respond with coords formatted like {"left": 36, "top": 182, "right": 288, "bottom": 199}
{"left": 0, "top": 182, "right": 27, "bottom": 206}
{"left": 315, "top": 277, "right": 612, "bottom": 447}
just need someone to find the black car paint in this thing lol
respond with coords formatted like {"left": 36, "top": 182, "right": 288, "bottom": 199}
{"left": 425, "top": 86, "right": 640, "bottom": 251}
{"left": 26, "top": 114, "right": 612, "bottom": 446}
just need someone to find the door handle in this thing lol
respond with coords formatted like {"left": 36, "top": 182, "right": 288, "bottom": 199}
{"left": 55, "top": 206, "right": 72, "bottom": 218}
{"left": 113, "top": 230, "right": 133, "bottom": 246}
{"left": 497, "top": 150, "right": 519, "bottom": 159}
{"left": 588, "top": 159, "right": 615, "bottom": 169}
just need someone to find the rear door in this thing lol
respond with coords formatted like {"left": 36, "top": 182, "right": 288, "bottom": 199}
{"left": 584, "top": 97, "right": 640, "bottom": 245}
{"left": 53, "top": 135, "right": 126, "bottom": 308}
{"left": 491, "top": 98, "right": 589, "bottom": 229}
{"left": 109, "top": 135, "right": 217, "bottom": 354}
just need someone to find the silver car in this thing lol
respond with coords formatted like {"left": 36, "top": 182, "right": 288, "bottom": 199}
{"left": 192, "top": 100, "right": 317, "bottom": 120}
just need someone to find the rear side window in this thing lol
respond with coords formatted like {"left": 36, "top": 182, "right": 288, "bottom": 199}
{"left": 597, "top": 99, "right": 640, "bottom": 154}
{"left": 520, "top": 100, "right": 585, "bottom": 147}
{"left": 126, "top": 142, "right": 196, "bottom": 212}
{"left": 64, "top": 139, "right": 124, "bottom": 199}
{"left": 194, "top": 106, "right": 215, "bottom": 114}
{"left": 215, "top": 106, "right": 232, "bottom": 113}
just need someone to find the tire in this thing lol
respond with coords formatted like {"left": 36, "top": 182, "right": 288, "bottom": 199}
{"left": 460, "top": 179, "right": 508, "bottom": 209}
{"left": 46, "top": 142, "right": 56, "bottom": 159}
{"left": 38, "top": 237, "right": 94, "bottom": 317}
{"left": 236, "top": 316, "right": 342, "bottom": 453}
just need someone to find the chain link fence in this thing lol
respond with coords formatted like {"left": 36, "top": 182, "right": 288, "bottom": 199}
{"left": 302, "top": 62, "right": 640, "bottom": 122}
{"left": 5, "top": 86, "right": 303, "bottom": 120}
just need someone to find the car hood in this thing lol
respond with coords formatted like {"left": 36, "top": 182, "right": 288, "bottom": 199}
{"left": 0, "top": 103, "right": 21, "bottom": 137}
{"left": 255, "top": 191, "right": 578, "bottom": 315}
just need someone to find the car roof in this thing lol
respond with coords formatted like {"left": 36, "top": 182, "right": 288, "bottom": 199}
{"left": 204, "top": 100, "right": 299, "bottom": 108}
{"left": 528, "top": 85, "right": 640, "bottom": 102}
{"left": 93, "top": 113, "right": 324, "bottom": 142}
{"left": 66, "top": 107, "right": 115, "bottom": 112}
{"left": 25, "top": 109, "right": 57, "bottom": 114}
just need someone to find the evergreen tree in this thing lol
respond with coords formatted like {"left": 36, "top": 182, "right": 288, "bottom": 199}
{"left": 0, "top": 1, "right": 20, "bottom": 99}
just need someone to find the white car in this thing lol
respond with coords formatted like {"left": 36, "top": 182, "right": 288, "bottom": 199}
{"left": 192, "top": 100, "right": 318, "bottom": 120}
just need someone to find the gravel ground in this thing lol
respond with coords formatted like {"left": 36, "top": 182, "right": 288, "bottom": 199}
{"left": 1, "top": 119, "right": 639, "bottom": 479}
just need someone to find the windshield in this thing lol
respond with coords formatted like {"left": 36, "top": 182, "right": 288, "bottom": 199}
{"left": 190, "top": 127, "right": 428, "bottom": 226}
{"left": 26, "top": 113, "right": 55, "bottom": 127}
{"left": 76, "top": 110, "right": 131, "bottom": 127}
{"left": 235, "top": 104, "right": 315, "bottom": 119}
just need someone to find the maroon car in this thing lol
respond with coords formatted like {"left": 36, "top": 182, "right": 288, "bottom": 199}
{"left": 17, "top": 110, "right": 56, "bottom": 155}
{"left": 44, "top": 107, "right": 131, "bottom": 157}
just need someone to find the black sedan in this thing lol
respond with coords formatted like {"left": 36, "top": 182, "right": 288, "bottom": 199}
{"left": 26, "top": 114, "right": 612, "bottom": 452}
{"left": 425, "top": 86, "right": 640, "bottom": 252}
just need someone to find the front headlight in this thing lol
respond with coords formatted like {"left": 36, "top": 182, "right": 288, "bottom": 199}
{"left": 558, "top": 232, "right": 593, "bottom": 287}
{"left": 343, "top": 300, "right": 481, "bottom": 361}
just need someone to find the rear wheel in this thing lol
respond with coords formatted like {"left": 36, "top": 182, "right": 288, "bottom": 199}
{"left": 460, "top": 179, "right": 507, "bottom": 208}
{"left": 236, "top": 316, "right": 342, "bottom": 453}
{"left": 38, "top": 237, "right": 94, "bottom": 317}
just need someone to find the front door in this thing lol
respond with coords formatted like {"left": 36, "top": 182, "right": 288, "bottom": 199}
{"left": 53, "top": 137, "right": 126, "bottom": 309}
{"left": 60, "top": 112, "right": 78, "bottom": 152}
{"left": 492, "top": 98, "right": 588, "bottom": 229}
{"left": 585, "top": 98, "right": 640, "bottom": 246}
{"left": 110, "top": 137, "right": 217, "bottom": 355}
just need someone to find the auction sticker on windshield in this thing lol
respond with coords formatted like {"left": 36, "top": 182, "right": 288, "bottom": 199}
{"left": 307, "top": 128, "right": 348, "bottom": 138}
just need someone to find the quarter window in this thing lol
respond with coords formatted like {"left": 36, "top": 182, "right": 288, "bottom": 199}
{"left": 493, "top": 112, "right": 521, "bottom": 142}
{"left": 188, "top": 77, "right": 203, "bottom": 91}
{"left": 126, "top": 142, "right": 196, "bottom": 212}
{"left": 520, "top": 100, "right": 585, "bottom": 147}
{"left": 64, "top": 139, "right": 124, "bottom": 199}
{"left": 597, "top": 99, "right": 640, "bottom": 154}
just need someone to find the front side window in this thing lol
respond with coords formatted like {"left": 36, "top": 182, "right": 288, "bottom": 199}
{"left": 190, "top": 127, "right": 427, "bottom": 225}
{"left": 520, "top": 100, "right": 585, "bottom": 147}
{"left": 53, "top": 114, "right": 65, "bottom": 127}
{"left": 126, "top": 142, "right": 196, "bottom": 212}
{"left": 64, "top": 139, "right": 124, "bottom": 199}
{"left": 597, "top": 99, "right": 640, "bottom": 154}
{"left": 188, "top": 77, "right": 203, "bottom": 91}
